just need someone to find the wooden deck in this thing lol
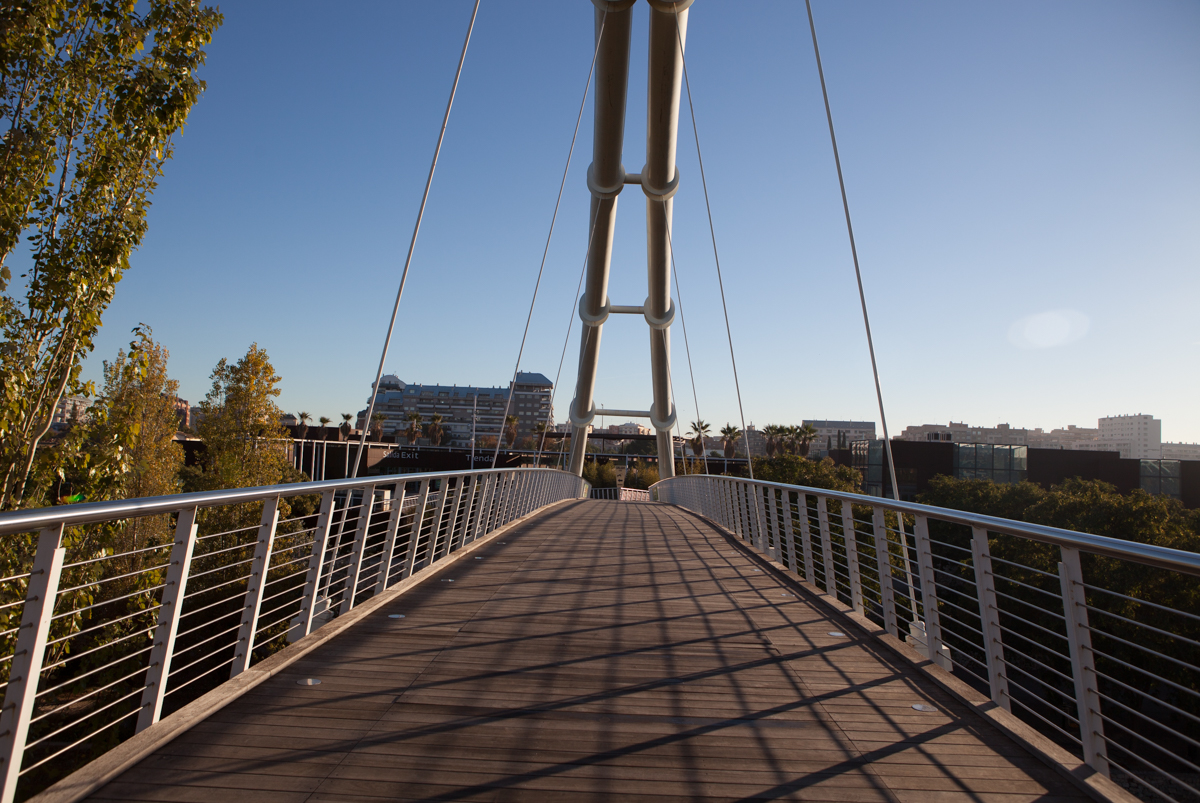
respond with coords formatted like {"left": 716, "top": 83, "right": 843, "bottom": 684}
{"left": 87, "top": 500, "right": 1088, "bottom": 802}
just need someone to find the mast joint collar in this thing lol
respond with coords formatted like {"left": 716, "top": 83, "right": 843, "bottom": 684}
{"left": 643, "top": 297, "right": 675, "bottom": 330}
{"left": 587, "top": 162, "right": 626, "bottom": 200}
{"left": 650, "top": 402, "right": 677, "bottom": 432}
{"left": 570, "top": 400, "right": 596, "bottom": 429}
{"left": 579, "top": 295, "right": 611, "bottom": 327}
{"left": 640, "top": 165, "right": 680, "bottom": 201}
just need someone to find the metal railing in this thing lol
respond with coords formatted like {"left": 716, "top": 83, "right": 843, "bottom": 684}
{"left": 654, "top": 475, "right": 1200, "bottom": 803}
{"left": 0, "top": 467, "right": 586, "bottom": 802}
{"left": 589, "top": 487, "right": 652, "bottom": 502}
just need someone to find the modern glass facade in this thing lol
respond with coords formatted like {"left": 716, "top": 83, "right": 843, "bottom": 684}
{"left": 1139, "top": 459, "right": 1181, "bottom": 499}
{"left": 952, "top": 444, "right": 1028, "bottom": 484}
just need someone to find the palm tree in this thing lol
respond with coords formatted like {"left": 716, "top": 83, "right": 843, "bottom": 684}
{"left": 296, "top": 411, "right": 311, "bottom": 441}
{"left": 503, "top": 415, "right": 518, "bottom": 447}
{"left": 339, "top": 413, "right": 352, "bottom": 441}
{"left": 762, "top": 424, "right": 785, "bottom": 458}
{"left": 427, "top": 413, "right": 445, "bottom": 447}
{"left": 370, "top": 412, "right": 385, "bottom": 440}
{"left": 404, "top": 411, "right": 422, "bottom": 445}
{"left": 686, "top": 419, "right": 710, "bottom": 457}
{"left": 318, "top": 416, "right": 331, "bottom": 438}
{"left": 796, "top": 422, "right": 818, "bottom": 457}
{"left": 720, "top": 424, "right": 742, "bottom": 459}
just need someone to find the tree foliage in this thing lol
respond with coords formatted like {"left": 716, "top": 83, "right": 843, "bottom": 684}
{"left": 752, "top": 454, "right": 862, "bottom": 493}
{"left": 0, "top": 0, "right": 221, "bottom": 509}
{"left": 183, "top": 344, "right": 294, "bottom": 494}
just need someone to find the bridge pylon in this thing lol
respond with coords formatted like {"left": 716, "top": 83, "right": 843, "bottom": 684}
{"left": 567, "top": 0, "right": 692, "bottom": 479}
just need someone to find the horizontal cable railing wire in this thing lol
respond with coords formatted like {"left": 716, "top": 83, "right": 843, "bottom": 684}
{"left": 653, "top": 474, "right": 1200, "bottom": 803}
{"left": 0, "top": 467, "right": 586, "bottom": 802}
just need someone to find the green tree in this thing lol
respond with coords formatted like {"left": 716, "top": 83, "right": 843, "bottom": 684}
{"left": 183, "top": 344, "right": 293, "bottom": 493}
{"left": 793, "top": 423, "right": 818, "bottom": 456}
{"left": 761, "top": 424, "right": 785, "bottom": 458}
{"left": 752, "top": 454, "right": 862, "bottom": 493}
{"left": 0, "top": 0, "right": 222, "bottom": 510}
{"left": 720, "top": 424, "right": 742, "bottom": 459}
{"left": 404, "top": 411, "right": 422, "bottom": 445}
{"left": 687, "top": 419, "right": 710, "bottom": 458}
{"left": 504, "top": 414, "right": 518, "bottom": 447}
{"left": 296, "top": 411, "right": 310, "bottom": 440}
{"left": 370, "top": 412, "right": 385, "bottom": 440}
{"left": 339, "top": 413, "right": 352, "bottom": 441}
{"left": 427, "top": 413, "right": 444, "bottom": 447}
{"left": 624, "top": 459, "right": 659, "bottom": 490}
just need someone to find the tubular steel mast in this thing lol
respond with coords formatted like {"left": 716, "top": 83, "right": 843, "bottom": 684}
{"left": 567, "top": 0, "right": 692, "bottom": 478}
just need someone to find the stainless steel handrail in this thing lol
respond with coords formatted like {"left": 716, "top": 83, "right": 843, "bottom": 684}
{"left": 657, "top": 476, "right": 1200, "bottom": 577}
{"left": 0, "top": 467, "right": 553, "bottom": 537}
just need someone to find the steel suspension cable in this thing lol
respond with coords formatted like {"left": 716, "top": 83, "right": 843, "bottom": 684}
{"left": 661, "top": 203, "right": 708, "bottom": 475}
{"left": 352, "top": 0, "right": 481, "bottom": 478}
{"left": 671, "top": 11, "right": 753, "bottom": 479}
{"left": 804, "top": 0, "right": 900, "bottom": 499}
{"left": 491, "top": 10, "right": 608, "bottom": 469}
{"left": 534, "top": 202, "right": 603, "bottom": 465}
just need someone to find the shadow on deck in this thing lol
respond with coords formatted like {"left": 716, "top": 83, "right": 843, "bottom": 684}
{"left": 86, "top": 500, "right": 1088, "bottom": 802}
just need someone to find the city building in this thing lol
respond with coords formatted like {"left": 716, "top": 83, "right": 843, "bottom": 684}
{"left": 1095, "top": 414, "right": 1161, "bottom": 459}
{"left": 357, "top": 372, "right": 553, "bottom": 447}
{"left": 901, "top": 414, "right": 1170, "bottom": 461}
{"left": 50, "top": 395, "right": 90, "bottom": 432}
{"left": 1163, "top": 442, "right": 1200, "bottom": 461}
{"left": 850, "top": 439, "right": 1199, "bottom": 508}
{"left": 898, "top": 422, "right": 1029, "bottom": 445}
{"left": 805, "top": 420, "right": 876, "bottom": 457}
{"left": 172, "top": 397, "right": 191, "bottom": 430}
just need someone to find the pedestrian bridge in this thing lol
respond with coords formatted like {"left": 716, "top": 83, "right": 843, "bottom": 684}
{"left": 1, "top": 468, "right": 1195, "bottom": 803}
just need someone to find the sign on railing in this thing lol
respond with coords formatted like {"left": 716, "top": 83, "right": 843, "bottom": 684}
{"left": 0, "top": 468, "right": 586, "bottom": 803}
{"left": 654, "top": 475, "right": 1200, "bottom": 803}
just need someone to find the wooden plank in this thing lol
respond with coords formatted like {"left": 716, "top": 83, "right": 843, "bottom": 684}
{"left": 83, "top": 501, "right": 1087, "bottom": 803}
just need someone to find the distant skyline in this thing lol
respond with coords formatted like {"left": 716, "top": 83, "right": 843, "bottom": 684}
{"left": 45, "top": 2, "right": 1197, "bottom": 441}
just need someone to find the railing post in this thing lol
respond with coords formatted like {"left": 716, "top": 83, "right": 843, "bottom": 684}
{"left": 769, "top": 489, "right": 785, "bottom": 563}
{"left": 429, "top": 478, "right": 453, "bottom": 559}
{"left": 970, "top": 526, "right": 1010, "bottom": 711}
{"left": 754, "top": 485, "right": 769, "bottom": 554}
{"left": 1059, "top": 547, "right": 1109, "bottom": 776}
{"left": 800, "top": 494, "right": 816, "bottom": 584}
{"left": 455, "top": 474, "right": 480, "bottom": 549}
{"left": 912, "top": 515, "right": 947, "bottom": 668}
{"left": 471, "top": 474, "right": 495, "bottom": 542}
{"left": 291, "top": 490, "right": 337, "bottom": 641}
{"left": 870, "top": 506, "right": 899, "bottom": 637}
{"left": 0, "top": 525, "right": 66, "bottom": 801}
{"left": 841, "top": 500, "right": 863, "bottom": 614}
{"left": 400, "top": 479, "right": 432, "bottom": 579}
{"left": 339, "top": 485, "right": 376, "bottom": 615}
{"left": 375, "top": 483, "right": 408, "bottom": 594}
{"left": 816, "top": 496, "right": 835, "bottom": 594}
{"left": 782, "top": 490, "right": 798, "bottom": 573}
{"left": 137, "top": 506, "right": 199, "bottom": 731}
{"left": 230, "top": 497, "right": 281, "bottom": 678}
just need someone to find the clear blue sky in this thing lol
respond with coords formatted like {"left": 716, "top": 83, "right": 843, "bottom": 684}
{"left": 80, "top": 1, "right": 1200, "bottom": 441}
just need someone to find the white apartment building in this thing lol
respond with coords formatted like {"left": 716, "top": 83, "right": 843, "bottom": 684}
{"left": 1162, "top": 442, "right": 1200, "bottom": 461}
{"left": 1096, "top": 414, "right": 1161, "bottom": 460}
{"left": 51, "top": 395, "right": 90, "bottom": 431}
